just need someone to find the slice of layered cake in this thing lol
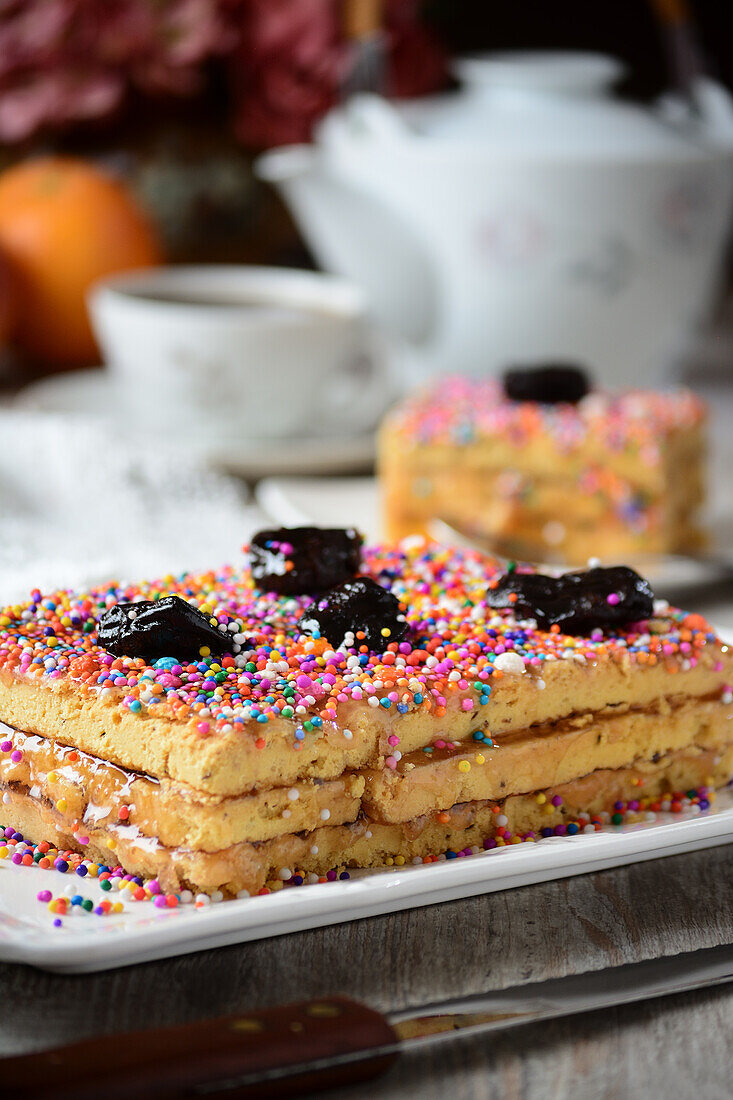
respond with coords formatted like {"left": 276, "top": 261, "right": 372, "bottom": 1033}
{"left": 0, "top": 530, "right": 729, "bottom": 897}
{"left": 378, "top": 368, "right": 706, "bottom": 563}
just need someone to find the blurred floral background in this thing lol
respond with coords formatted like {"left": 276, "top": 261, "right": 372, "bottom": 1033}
{"left": 0, "top": 0, "right": 730, "bottom": 377}
{"left": 0, "top": 0, "right": 446, "bottom": 149}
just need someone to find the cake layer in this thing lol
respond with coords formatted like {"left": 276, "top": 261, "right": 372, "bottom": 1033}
{"left": 5, "top": 689, "right": 726, "bottom": 849}
{"left": 4, "top": 742, "right": 730, "bottom": 896}
{"left": 0, "top": 725, "right": 364, "bottom": 850}
{"left": 380, "top": 434, "right": 705, "bottom": 508}
{"left": 0, "top": 675, "right": 374, "bottom": 796}
{"left": 383, "top": 464, "right": 704, "bottom": 559}
{"left": 362, "top": 694, "right": 733, "bottom": 823}
{"left": 384, "top": 463, "right": 703, "bottom": 530}
{"left": 379, "top": 381, "right": 706, "bottom": 493}
{"left": 1, "top": 655, "right": 727, "bottom": 795}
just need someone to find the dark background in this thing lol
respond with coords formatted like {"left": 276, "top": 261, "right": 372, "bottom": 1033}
{"left": 429, "top": 0, "right": 731, "bottom": 97}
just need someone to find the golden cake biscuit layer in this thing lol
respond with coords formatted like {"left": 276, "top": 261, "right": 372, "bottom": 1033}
{"left": 5, "top": 691, "right": 727, "bottom": 851}
{"left": 362, "top": 693, "right": 733, "bottom": 823}
{"left": 3, "top": 742, "right": 729, "bottom": 897}
{"left": 0, "top": 725, "right": 364, "bottom": 850}
{"left": 0, "top": 657, "right": 727, "bottom": 795}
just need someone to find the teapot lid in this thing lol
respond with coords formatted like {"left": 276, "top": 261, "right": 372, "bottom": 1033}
{"left": 454, "top": 51, "right": 624, "bottom": 97}
{"left": 329, "top": 52, "right": 714, "bottom": 161}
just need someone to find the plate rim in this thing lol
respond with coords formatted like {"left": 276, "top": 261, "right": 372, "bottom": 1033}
{"left": 1, "top": 795, "right": 731, "bottom": 972}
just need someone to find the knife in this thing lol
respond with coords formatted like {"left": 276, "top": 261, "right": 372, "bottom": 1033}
{"left": 3, "top": 944, "right": 731, "bottom": 1099}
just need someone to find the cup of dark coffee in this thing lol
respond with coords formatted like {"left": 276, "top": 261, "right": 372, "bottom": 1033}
{"left": 89, "top": 266, "right": 392, "bottom": 439}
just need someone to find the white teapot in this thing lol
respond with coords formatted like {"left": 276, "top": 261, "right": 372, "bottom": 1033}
{"left": 256, "top": 52, "right": 733, "bottom": 389}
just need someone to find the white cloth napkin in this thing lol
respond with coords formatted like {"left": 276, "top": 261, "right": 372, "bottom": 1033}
{"left": 0, "top": 409, "right": 264, "bottom": 604}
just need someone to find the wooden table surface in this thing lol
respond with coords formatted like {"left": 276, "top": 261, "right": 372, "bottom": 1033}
{"left": 0, "top": 842, "right": 730, "bottom": 1099}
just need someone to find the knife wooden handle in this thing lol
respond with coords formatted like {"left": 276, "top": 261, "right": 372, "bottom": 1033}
{"left": 1, "top": 996, "right": 398, "bottom": 1099}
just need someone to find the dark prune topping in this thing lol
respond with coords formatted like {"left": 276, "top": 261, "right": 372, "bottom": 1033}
{"left": 299, "top": 577, "right": 407, "bottom": 651}
{"left": 248, "top": 527, "right": 363, "bottom": 596}
{"left": 486, "top": 565, "right": 654, "bottom": 634}
{"left": 97, "top": 595, "right": 232, "bottom": 661}
{"left": 502, "top": 364, "right": 591, "bottom": 404}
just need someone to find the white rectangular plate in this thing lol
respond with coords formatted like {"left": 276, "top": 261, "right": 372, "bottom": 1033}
{"left": 1, "top": 792, "right": 731, "bottom": 973}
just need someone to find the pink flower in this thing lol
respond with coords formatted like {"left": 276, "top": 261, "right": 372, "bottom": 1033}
{"left": 0, "top": 0, "right": 238, "bottom": 141}
{"left": 0, "top": 70, "right": 122, "bottom": 142}
{"left": 0, "top": 0, "right": 446, "bottom": 145}
{"left": 230, "top": 0, "right": 447, "bottom": 148}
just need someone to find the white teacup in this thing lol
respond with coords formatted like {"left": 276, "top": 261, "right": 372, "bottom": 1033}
{"left": 88, "top": 266, "right": 392, "bottom": 439}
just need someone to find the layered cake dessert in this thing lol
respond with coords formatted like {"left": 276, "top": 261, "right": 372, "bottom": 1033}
{"left": 0, "top": 529, "right": 730, "bottom": 897}
{"left": 378, "top": 367, "right": 706, "bottom": 563}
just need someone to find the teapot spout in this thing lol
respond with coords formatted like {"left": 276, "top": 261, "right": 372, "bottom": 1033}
{"left": 255, "top": 145, "right": 437, "bottom": 346}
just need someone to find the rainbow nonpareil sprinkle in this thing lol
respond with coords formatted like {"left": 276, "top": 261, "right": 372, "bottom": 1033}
{"left": 0, "top": 541, "right": 719, "bottom": 737}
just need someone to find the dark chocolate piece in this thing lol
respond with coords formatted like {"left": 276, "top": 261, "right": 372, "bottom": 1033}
{"left": 486, "top": 565, "right": 654, "bottom": 634}
{"left": 97, "top": 595, "right": 231, "bottom": 661}
{"left": 502, "top": 364, "right": 591, "bottom": 404}
{"left": 248, "top": 527, "right": 363, "bottom": 595}
{"left": 299, "top": 577, "right": 407, "bottom": 651}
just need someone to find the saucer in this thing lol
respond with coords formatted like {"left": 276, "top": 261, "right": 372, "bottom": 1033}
{"left": 15, "top": 370, "right": 377, "bottom": 479}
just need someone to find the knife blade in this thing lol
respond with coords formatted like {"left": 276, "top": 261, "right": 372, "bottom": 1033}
{"left": 390, "top": 940, "right": 733, "bottom": 1042}
{"left": 3, "top": 943, "right": 731, "bottom": 1099}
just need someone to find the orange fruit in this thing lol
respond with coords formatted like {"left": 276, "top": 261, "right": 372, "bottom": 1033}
{"left": 0, "top": 244, "right": 17, "bottom": 347}
{"left": 0, "top": 157, "right": 163, "bottom": 368}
